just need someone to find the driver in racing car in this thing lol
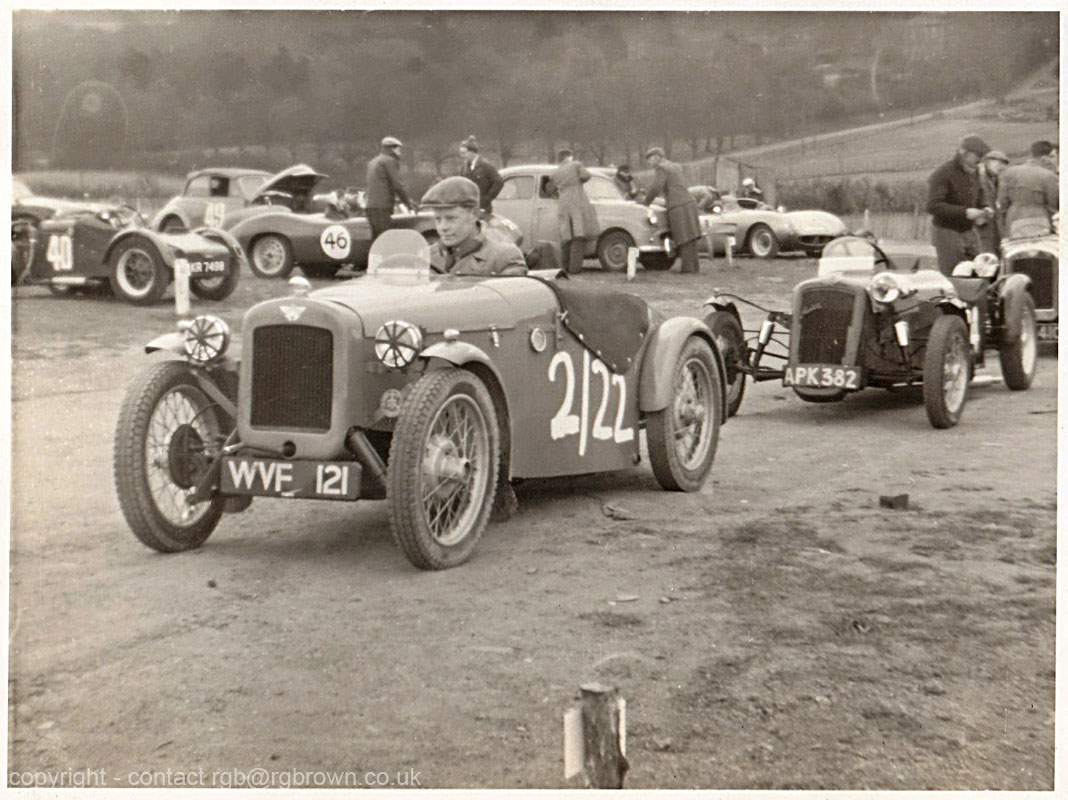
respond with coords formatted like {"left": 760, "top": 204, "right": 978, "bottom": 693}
{"left": 420, "top": 176, "right": 527, "bottom": 277}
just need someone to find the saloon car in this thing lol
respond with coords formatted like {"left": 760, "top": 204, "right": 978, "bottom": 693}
{"left": 703, "top": 195, "right": 848, "bottom": 258}
{"left": 12, "top": 203, "right": 243, "bottom": 304}
{"left": 703, "top": 235, "right": 1037, "bottom": 428}
{"left": 495, "top": 165, "right": 697, "bottom": 272}
{"left": 150, "top": 166, "right": 273, "bottom": 232}
{"left": 1000, "top": 214, "right": 1058, "bottom": 340}
{"left": 114, "top": 229, "right": 728, "bottom": 570}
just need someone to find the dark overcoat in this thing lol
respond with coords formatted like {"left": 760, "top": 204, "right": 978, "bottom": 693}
{"left": 549, "top": 160, "right": 600, "bottom": 241}
{"left": 642, "top": 158, "right": 701, "bottom": 246}
{"left": 460, "top": 157, "right": 505, "bottom": 214}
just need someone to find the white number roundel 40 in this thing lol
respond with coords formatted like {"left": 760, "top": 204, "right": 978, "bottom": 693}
{"left": 320, "top": 224, "right": 352, "bottom": 260}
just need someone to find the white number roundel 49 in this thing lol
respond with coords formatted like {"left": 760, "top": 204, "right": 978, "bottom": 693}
{"left": 320, "top": 224, "right": 352, "bottom": 260}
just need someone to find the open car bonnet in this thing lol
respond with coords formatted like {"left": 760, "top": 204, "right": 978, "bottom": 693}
{"left": 252, "top": 164, "right": 327, "bottom": 202}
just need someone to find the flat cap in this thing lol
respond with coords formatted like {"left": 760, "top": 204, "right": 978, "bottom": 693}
{"left": 421, "top": 176, "right": 480, "bottom": 209}
{"left": 959, "top": 134, "right": 990, "bottom": 157}
{"left": 381, "top": 136, "right": 403, "bottom": 148}
{"left": 983, "top": 149, "right": 1009, "bottom": 164}
{"left": 1031, "top": 139, "right": 1054, "bottom": 157}
{"left": 644, "top": 146, "right": 665, "bottom": 159}
{"left": 461, "top": 135, "right": 478, "bottom": 151}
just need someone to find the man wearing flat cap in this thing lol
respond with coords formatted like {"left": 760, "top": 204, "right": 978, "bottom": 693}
{"left": 366, "top": 135, "right": 418, "bottom": 242}
{"left": 643, "top": 147, "right": 702, "bottom": 273}
{"left": 996, "top": 139, "right": 1059, "bottom": 239}
{"left": 420, "top": 176, "right": 527, "bottom": 277}
{"left": 927, "top": 134, "right": 992, "bottom": 275}
{"left": 459, "top": 136, "right": 504, "bottom": 217}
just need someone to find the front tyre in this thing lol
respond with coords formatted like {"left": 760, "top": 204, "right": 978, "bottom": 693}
{"left": 923, "top": 314, "right": 969, "bottom": 428}
{"left": 113, "top": 360, "right": 226, "bottom": 552}
{"left": 705, "top": 310, "right": 747, "bottom": 417}
{"left": 646, "top": 337, "right": 722, "bottom": 492}
{"left": 300, "top": 263, "right": 342, "bottom": 280}
{"left": 249, "top": 234, "right": 295, "bottom": 279}
{"left": 1000, "top": 294, "right": 1037, "bottom": 390}
{"left": 387, "top": 369, "right": 500, "bottom": 570}
{"left": 746, "top": 223, "right": 780, "bottom": 258}
{"left": 597, "top": 230, "right": 636, "bottom": 271}
{"left": 190, "top": 265, "right": 240, "bottom": 301}
{"left": 108, "top": 237, "right": 168, "bottom": 305}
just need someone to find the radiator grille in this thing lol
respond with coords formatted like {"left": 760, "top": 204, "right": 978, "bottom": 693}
{"left": 1009, "top": 256, "right": 1055, "bottom": 311}
{"left": 250, "top": 325, "right": 333, "bottom": 430}
{"left": 797, "top": 288, "right": 855, "bottom": 364}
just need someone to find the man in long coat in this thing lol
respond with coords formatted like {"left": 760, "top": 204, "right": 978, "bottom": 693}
{"left": 642, "top": 147, "right": 701, "bottom": 273}
{"left": 548, "top": 149, "right": 600, "bottom": 274}
{"left": 459, "top": 136, "right": 504, "bottom": 217}
{"left": 366, "top": 136, "right": 418, "bottom": 242}
{"left": 997, "top": 140, "right": 1059, "bottom": 239}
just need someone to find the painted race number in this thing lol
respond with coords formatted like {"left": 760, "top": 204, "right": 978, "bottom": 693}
{"left": 203, "top": 202, "right": 226, "bottom": 227}
{"left": 549, "top": 350, "right": 634, "bottom": 456}
{"left": 46, "top": 234, "right": 74, "bottom": 271}
{"left": 320, "top": 224, "right": 352, "bottom": 260}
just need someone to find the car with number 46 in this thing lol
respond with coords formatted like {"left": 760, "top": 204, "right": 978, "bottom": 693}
{"left": 113, "top": 230, "right": 729, "bottom": 570}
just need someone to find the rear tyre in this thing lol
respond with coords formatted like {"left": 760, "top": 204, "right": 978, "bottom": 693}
{"left": 746, "top": 223, "right": 780, "bottom": 258}
{"left": 300, "top": 263, "right": 342, "bottom": 280}
{"left": 249, "top": 234, "right": 295, "bottom": 279}
{"left": 646, "top": 337, "right": 722, "bottom": 492}
{"left": 923, "top": 314, "right": 969, "bottom": 428}
{"left": 108, "top": 237, "right": 168, "bottom": 305}
{"left": 190, "top": 264, "right": 240, "bottom": 301}
{"left": 388, "top": 369, "right": 500, "bottom": 570}
{"left": 596, "top": 230, "right": 636, "bottom": 271}
{"left": 705, "top": 310, "right": 747, "bottom": 417}
{"left": 1000, "top": 295, "right": 1037, "bottom": 390}
{"left": 113, "top": 360, "right": 226, "bottom": 552}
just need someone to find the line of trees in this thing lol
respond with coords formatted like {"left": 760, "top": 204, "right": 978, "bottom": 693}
{"left": 13, "top": 10, "right": 1057, "bottom": 182}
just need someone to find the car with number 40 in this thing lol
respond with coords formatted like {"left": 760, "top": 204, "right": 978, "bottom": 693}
{"left": 113, "top": 230, "right": 729, "bottom": 570}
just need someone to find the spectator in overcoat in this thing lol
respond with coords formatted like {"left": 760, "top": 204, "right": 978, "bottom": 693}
{"left": 927, "top": 134, "right": 991, "bottom": 275}
{"left": 642, "top": 147, "right": 702, "bottom": 273}
{"left": 366, "top": 136, "right": 418, "bottom": 241}
{"left": 548, "top": 149, "right": 600, "bottom": 274}
{"left": 459, "top": 136, "right": 504, "bottom": 217}
{"left": 997, "top": 140, "right": 1060, "bottom": 239}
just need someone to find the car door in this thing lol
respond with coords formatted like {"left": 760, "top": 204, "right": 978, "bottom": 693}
{"left": 492, "top": 174, "right": 535, "bottom": 243}
{"left": 182, "top": 175, "right": 213, "bottom": 227}
{"left": 533, "top": 173, "right": 560, "bottom": 245}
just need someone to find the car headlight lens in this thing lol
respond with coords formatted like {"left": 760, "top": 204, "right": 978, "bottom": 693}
{"left": 374, "top": 320, "right": 423, "bottom": 368}
{"left": 647, "top": 211, "right": 658, "bottom": 226}
{"left": 869, "top": 272, "right": 901, "bottom": 304}
{"left": 182, "top": 315, "right": 231, "bottom": 363}
{"left": 972, "top": 252, "right": 1000, "bottom": 278}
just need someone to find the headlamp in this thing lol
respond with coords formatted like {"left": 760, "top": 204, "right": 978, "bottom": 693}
{"left": 869, "top": 272, "right": 902, "bottom": 304}
{"left": 182, "top": 315, "right": 231, "bottom": 363}
{"left": 374, "top": 320, "right": 423, "bottom": 368}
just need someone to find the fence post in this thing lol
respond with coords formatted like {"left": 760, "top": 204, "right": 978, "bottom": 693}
{"left": 174, "top": 258, "right": 191, "bottom": 318}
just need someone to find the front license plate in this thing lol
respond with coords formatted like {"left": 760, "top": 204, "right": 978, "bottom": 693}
{"left": 220, "top": 457, "right": 361, "bottom": 500}
{"left": 188, "top": 259, "right": 227, "bottom": 275}
{"left": 783, "top": 364, "right": 862, "bottom": 390}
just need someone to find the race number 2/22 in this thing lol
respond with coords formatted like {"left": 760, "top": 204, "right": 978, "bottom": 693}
{"left": 549, "top": 350, "right": 635, "bottom": 457}
{"left": 46, "top": 234, "right": 74, "bottom": 271}
{"left": 320, "top": 224, "right": 352, "bottom": 260}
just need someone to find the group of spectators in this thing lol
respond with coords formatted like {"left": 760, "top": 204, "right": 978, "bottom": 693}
{"left": 928, "top": 134, "right": 1059, "bottom": 275}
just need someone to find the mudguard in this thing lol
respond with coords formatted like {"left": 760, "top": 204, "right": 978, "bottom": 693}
{"left": 153, "top": 207, "right": 192, "bottom": 232}
{"left": 420, "top": 341, "right": 505, "bottom": 388}
{"left": 144, "top": 332, "right": 241, "bottom": 372}
{"left": 104, "top": 228, "right": 176, "bottom": 269}
{"left": 638, "top": 316, "right": 727, "bottom": 422}
{"left": 702, "top": 296, "right": 742, "bottom": 321}
{"left": 998, "top": 273, "right": 1032, "bottom": 342}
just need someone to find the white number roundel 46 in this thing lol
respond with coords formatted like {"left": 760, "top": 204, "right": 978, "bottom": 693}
{"left": 320, "top": 224, "right": 352, "bottom": 260}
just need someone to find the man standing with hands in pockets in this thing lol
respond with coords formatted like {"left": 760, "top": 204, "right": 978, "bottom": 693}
{"left": 642, "top": 146, "right": 702, "bottom": 274}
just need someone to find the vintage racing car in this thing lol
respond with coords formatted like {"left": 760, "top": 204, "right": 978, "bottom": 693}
{"left": 703, "top": 235, "right": 1037, "bottom": 428}
{"left": 150, "top": 166, "right": 273, "bottom": 232}
{"left": 703, "top": 195, "right": 848, "bottom": 258}
{"left": 1000, "top": 214, "right": 1058, "bottom": 340}
{"left": 12, "top": 203, "right": 243, "bottom": 304}
{"left": 113, "top": 230, "right": 728, "bottom": 570}
{"left": 494, "top": 165, "right": 699, "bottom": 272}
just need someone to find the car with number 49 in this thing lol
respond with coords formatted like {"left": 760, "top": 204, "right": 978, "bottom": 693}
{"left": 113, "top": 230, "right": 729, "bottom": 570}
{"left": 703, "top": 235, "right": 1037, "bottom": 428}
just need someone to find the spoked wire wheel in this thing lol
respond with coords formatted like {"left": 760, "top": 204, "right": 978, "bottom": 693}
{"left": 114, "top": 361, "right": 226, "bottom": 551}
{"left": 647, "top": 337, "right": 722, "bottom": 491}
{"left": 388, "top": 369, "right": 500, "bottom": 570}
{"left": 923, "top": 314, "right": 969, "bottom": 428}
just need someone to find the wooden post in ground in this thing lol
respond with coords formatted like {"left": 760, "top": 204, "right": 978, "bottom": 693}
{"left": 174, "top": 258, "right": 190, "bottom": 318}
{"left": 579, "top": 683, "right": 628, "bottom": 788}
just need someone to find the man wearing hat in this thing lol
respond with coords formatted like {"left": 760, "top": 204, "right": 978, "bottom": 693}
{"left": 996, "top": 140, "right": 1059, "bottom": 239}
{"left": 420, "top": 176, "right": 526, "bottom": 277}
{"left": 926, "top": 134, "right": 992, "bottom": 275}
{"left": 459, "top": 136, "right": 504, "bottom": 217}
{"left": 976, "top": 149, "right": 1009, "bottom": 253}
{"left": 739, "top": 176, "right": 764, "bottom": 202}
{"left": 548, "top": 149, "right": 600, "bottom": 274}
{"left": 366, "top": 136, "right": 418, "bottom": 242}
{"left": 642, "top": 147, "right": 702, "bottom": 273}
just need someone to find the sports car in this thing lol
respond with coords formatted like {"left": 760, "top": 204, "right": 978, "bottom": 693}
{"left": 12, "top": 203, "right": 244, "bottom": 304}
{"left": 1000, "top": 213, "right": 1058, "bottom": 340}
{"left": 224, "top": 166, "right": 441, "bottom": 279}
{"left": 703, "top": 235, "right": 1036, "bottom": 428}
{"left": 113, "top": 229, "right": 729, "bottom": 570}
{"left": 702, "top": 195, "right": 848, "bottom": 258}
{"left": 13, "top": 177, "right": 110, "bottom": 225}
{"left": 150, "top": 166, "right": 273, "bottom": 232}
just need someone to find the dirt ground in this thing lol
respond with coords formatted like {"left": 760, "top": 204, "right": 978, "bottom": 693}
{"left": 8, "top": 250, "right": 1056, "bottom": 790}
